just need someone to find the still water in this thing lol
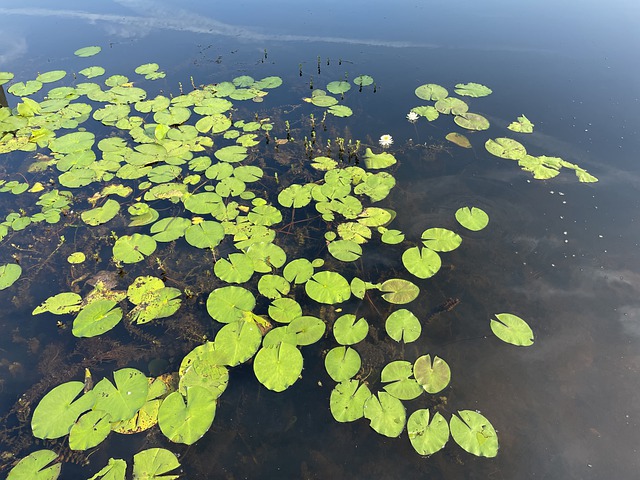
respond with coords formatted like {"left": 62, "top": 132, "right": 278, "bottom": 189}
{"left": 0, "top": 0, "right": 639, "bottom": 479}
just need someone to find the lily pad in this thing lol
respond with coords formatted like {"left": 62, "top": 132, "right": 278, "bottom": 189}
{"left": 363, "top": 148, "right": 397, "bottom": 169}
{"left": 253, "top": 343, "right": 303, "bottom": 392}
{"left": 445, "top": 132, "right": 472, "bottom": 148}
{"left": 414, "top": 354, "right": 451, "bottom": 394}
{"left": 33, "top": 292, "right": 82, "bottom": 315}
{"left": 214, "top": 319, "right": 262, "bottom": 366}
{"left": 490, "top": 313, "right": 534, "bottom": 346}
{"left": 31, "top": 381, "right": 96, "bottom": 439}
{"left": 385, "top": 309, "right": 422, "bottom": 343}
{"left": 333, "top": 314, "right": 369, "bottom": 345}
{"left": 421, "top": 228, "right": 462, "bottom": 252}
{"left": 112, "top": 234, "right": 157, "bottom": 264}
{"left": 132, "top": 448, "right": 180, "bottom": 480}
{"left": 72, "top": 299, "right": 123, "bottom": 338}
{"left": 450, "top": 410, "right": 499, "bottom": 457}
{"left": 455, "top": 206, "right": 489, "bottom": 231}
{"left": 305, "top": 271, "right": 351, "bottom": 304}
{"left": 268, "top": 298, "right": 302, "bottom": 324}
{"left": 0, "top": 263, "right": 22, "bottom": 290}
{"left": 454, "top": 82, "right": 492, "bottom": 98}
{"left": 402, "top": 246, "right": 442, "bottom": 279}
{"left": 6, "top": 449, "right": 61, "bottom": 480}
{"left": 407, "top": 409, "right": 450, "bottom": 455}
{"left": 158, "top": 387, "right": 216, "bottom": 445}
{"left": 74, "top": 46, "right": 102, "bottom": 57}
{"left": 454, "top": 113, "right": 490, "bottom": 131}
{"left": 363, "top": 392, "right": 406, "bottom": 438}
{"left": 353, "top": 75, "right": 374, "bottom": 86}
{"left": 214, "top": 252, "right": 254, "bottom": 284}
{"left": 88, "top": 458, "right": 126, "bottom": 480}
{"left": 93, "top": 368, "right": 148, "bottom": 422}
{"left": 81, "top": 199, "right": 120, "bottom": 226}
{"left": 326, "top": 81, "right": 351, "bottom": 94}
{"left": 508, "top": 114, "right": 534, "bottom": 133}
{"left": 206, "top": 286, "right": 255, "bottom": 324}
{"left": 379, "top": 278, "right": 420, "bottom": 304}
{"left": 330, "top": 380, "right": 372, "bottom": 423}
{"left": 325, "top": 346, "right": 361, "bottom": 382}
{"left": 435, "top": 97, "right": 468, "bottom": 115}
{"left": 69, "top": 410, "right": 112, "bottom": 450}
{"left": 415, "top": 84, "right": 448, "bottom": 101}
{"left": 485, "top": 137, "right": 527, "bottom": 159}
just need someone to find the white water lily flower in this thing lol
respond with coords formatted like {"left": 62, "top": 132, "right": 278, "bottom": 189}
{"left": 407, "top": 111, "right": 419, "bottom": 123}
{"left": 379, "top": 134, "right": 393, "bottom": 148}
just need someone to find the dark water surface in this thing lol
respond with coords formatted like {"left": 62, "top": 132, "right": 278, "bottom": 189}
{"left": 1, "top": 1, "right": 639, "bottom": 479}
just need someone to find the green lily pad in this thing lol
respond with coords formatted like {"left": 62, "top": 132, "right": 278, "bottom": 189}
{"left": 380, "top": 228, "right": 405, "bottom": 244}
{"left": 8, "top": 80, "right": 43, "bottom": 96}
{"left": 415, "top": 84, "right": 448, "bottom": 101}
{"left": 407, "top": 409, "right": 450, "bottom": 455}
{"left": 132, "top": 448, "right": 180, "bottom": 480}
{"left": 328, "top": 105, "right": 353, "bottom": 117}
{"left": 454, "top": 113, "right": 490, "bottom": 131}
{"left": 363, "top": 392, "right": 406, "bottom": 438}
{"left": 435, "top": 97, "right": 468, "bottom": 115}
{"left": 455, "top": 206, "right": 489, "bottom": 231}
{"left": 74, "top": 46, "right": 102, "bottom": 57}
{"left": 0, "top": 263, "right": 22, "bottom": 290}
{"left": 287, "top": 315, "right": 326, "bottom": 346}
{"left": 67, "top": 252, "right": 86, "bottom": 264}
{"left": 179, "top": 343, "right": 229, "bottom": 398}
{"left": 330, "top": 380, "right": 372, "bottom": 423}
{"left": 184, "top": 221, "right": 225, "bottom": 249}
{"left": 454, "top": 82, "right": 492, "bottom": 97}
{"left": 214, "top": 319, "right": 262, "bottom": 366}
{"left": 450, "top": 410, "right": 499, "bottom": 457}
{"left": 282, "top": 258, "right": 314, "bottom": 285}
{"left": 485, "top": 137, "right": 527, "bottom": 159}
{"left": 72, "top": 299, "right": 123, "bottom": 338}
{"left": 325, "top": 346, "right": 361, "bottom": 382}
{"left": 33, "top": 292, "right": 82, "bottom": 315}
{"left": 328, "top": 239, "right": 362, "bottom": 262}
{"left": 411, "top": 106, "right": 439, "bottom": 121}
{"left": 379, "top": 278, "right": 420, "bottom": 304}
{"left": 380, "top": 361, "right": 423, "bottom": 401}
{"left": 206, "top": 286, "right": 255, "bottom": 324}
{"left": 385, "top": 309, "right": 422, "bottom": 343}
{"left": 421, "top": 228, "right": 462, "bottom": 252}
{"left": 87, "top": 458, "right": 126, "bottom": 480}
{"left": 268, "top": 297, "right": 302, "bottom": 324}
{"left": 112, "top": 234, "right": 157, "bottom": 264}
{"left": 0, "top": 72, "right": 14, "bottom": 86}
{"left": 508, "top": 114, "right": 534, "bottom": 133}
{"left": 79, "top": 66, "right": 105, "bottom": 79}
{"left": 305, "top": 271, "right": 351, "bottom": 304}
{"left": 158, "top": 386, "right": 216, "bottom": 445}
{"left": 81, "top": 199, "right": 120, "bottom": 226}
{"left": 253, "top": 343, "right": 303, "bottom": 392}
{"left": 214, "top": 252, "right": 254, "bottom": 283}
{"left": 353, "top": 75, "right": 374, "bottom": 86}
{"left": 363, "top": 148, "right": 397, "bottom": 169}
{"left": 69, "top": 410, "right": 112, "bottom": 450}
{"left": 333, "top": 314, "right": 369, "bottom": 345}
{"left": 326, "top": 81, "right": 351, "bottom": 94}
{"left": 215, "top": 145, "right": 247, "bottom": 163}
{"left": 150, "top": 217, "right": 191, "bottom": 242}
{"left": 93, "top": 368, "right": 148, "bottom": 422}
{"left": 402, "top": 246, "right": 442, "bottom": 279}
{"left": 490, "top": 313, "right": 534, "bottom": 346}
{"left": 258, "top": 274, "right": 290, "bottom": 299}
{"left": 6, "top": 449, "right": 61, "bottom": 480}
{"left": 414, "top": 354, "right": 451, "bottom": 394}
{"left": 31, "top": 381, "right": 96, "bottom": 439}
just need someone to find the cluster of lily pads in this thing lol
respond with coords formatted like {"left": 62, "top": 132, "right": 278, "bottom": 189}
{"left": 410, "top": 82, "right": 598, "bottom": 183}
{"left": 0, "top": 45, "right": 562, "bottom": 479}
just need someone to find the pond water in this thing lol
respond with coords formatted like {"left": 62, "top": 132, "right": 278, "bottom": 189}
{"left": 1, "top": 1, "right": 639, "bottom": 479}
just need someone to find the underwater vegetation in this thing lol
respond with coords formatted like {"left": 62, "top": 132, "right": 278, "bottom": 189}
{"left": 0, "top": 44, "right": 595, "bottom": 478}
